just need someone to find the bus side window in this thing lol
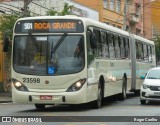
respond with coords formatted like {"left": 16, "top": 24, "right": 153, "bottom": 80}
{"left": 139, "top": 42, "right": 144, "bottom": 61}
{"left": 143, "top": 44, "right": 149, "bottom": 62}
{"left": 141, "top": 42, "right": 144, "bottom": 61}
{"left": 148, "top": 45, "right": 152, "bottom": 62}
{"left": 101, "top": 31, "right": 109, "bottom": 59}
{"left": 86, "top": 30, "right": 93, "bottom": 54}
{"left": 136, "top": 41, "right": 140, "bottom": 61}
{"left": 120, "top": 37, "right": 125, "bottom": 59}
{"left": 136, "top": 41, "right": 144, "bottom": 62}
{"left": 114, "top": 35, "right": 120, "bottom": 59}
{"left": 93, "top": 29, "right": 102, "bottom": 58}
{"left": 108, "top": 33, "right": 115, "bottom": 59}
{"left": 125, "top": 38, "right": 130, "bottom": 59}
{"left": 86, "top": 29, "right": 95, "bottom": 66}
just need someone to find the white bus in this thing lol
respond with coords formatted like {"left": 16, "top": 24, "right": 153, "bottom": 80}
{"left": 3, "top": 16, "right": 156, "bottom": 110}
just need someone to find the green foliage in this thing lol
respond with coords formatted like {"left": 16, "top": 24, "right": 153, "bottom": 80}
{"left": 46, "top": 3, "right": 73, "bottom": 16}
{"left": 46, "top": 7, "right": 58, "bottom": 16}
{"left": 0, "top": 12, "right": 22, "bottom": 39}
{"left": 154, "top": 36, "right": 160, "bottom": 62}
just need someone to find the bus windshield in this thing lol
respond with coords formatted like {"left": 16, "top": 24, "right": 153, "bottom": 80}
{"left": 13, "top": 35, "right": 85, "bottom": 75}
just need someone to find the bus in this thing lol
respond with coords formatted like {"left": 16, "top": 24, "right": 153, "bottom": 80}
{"left": 3, "top": 16, "right": 156, "bottom": 110}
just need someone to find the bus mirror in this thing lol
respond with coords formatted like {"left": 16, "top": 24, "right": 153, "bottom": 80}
{"left": 90, "top": 33, "right": 97, "bottom": 49}
{"left": 3, "top": 37, "right": 9, "bottom": 52}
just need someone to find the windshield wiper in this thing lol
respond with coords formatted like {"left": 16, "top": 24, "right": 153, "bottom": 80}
{"left": 52, "top": 33, "right": 67, "bottom": 53}
{"left": 28, "top": 32, "right": 40, "bottom": 52}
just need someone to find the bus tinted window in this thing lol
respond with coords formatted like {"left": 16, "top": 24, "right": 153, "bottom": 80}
{"left": 108, "top": 33, "right": 115, "bottom": 59}
{"left": 93, "top": 29, "right": 102, "bottom": 58}
{"left": 148, "top": 45, "right": 152, "bottom": 62}
{"left": 144, "top": 44, "right": 149, "bottom": 62}
{"left": 125, "top": 38, "right": 130, "bottom": 58}
{"left": 101, "top": 31, "right": 109, "bottom": 58}
{"left": 114, "top": 35, "right": 120, "bottom": 59}
{"left": 120, "top": 37, "right": 125, "bottom": 58}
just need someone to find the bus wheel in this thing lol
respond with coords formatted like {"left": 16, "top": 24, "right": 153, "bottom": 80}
{"left": 35, "top": 104, "right": 45, "bottom": 110}
{"left": 92, "top": 83, "right": 102, "bottom": 109}
{"left": 119, "top": 78, "right": 127, "bottom": 100}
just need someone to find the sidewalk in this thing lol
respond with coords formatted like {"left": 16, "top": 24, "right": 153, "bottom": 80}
{"left": 0, "top": 91, "right": 12, "bottom": 103}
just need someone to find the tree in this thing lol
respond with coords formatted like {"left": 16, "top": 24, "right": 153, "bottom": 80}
{"left": 46, "top": 3, "right": 73, "bottom": 16}
{"left": 0, "top": 12, "right": 22, "bottom": 39}
{"left": 0, "top": 12, "right": 22, "bottom": 91}
{"left": 154, "top": 36, "right": 160, "bottom": 63}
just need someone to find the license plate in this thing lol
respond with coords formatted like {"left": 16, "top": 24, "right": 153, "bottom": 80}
{"left": 40, "top": 95, "right": 52, "bottom": 100}
{"left": 154, "top": 92, "right": 160, "bottom": 95}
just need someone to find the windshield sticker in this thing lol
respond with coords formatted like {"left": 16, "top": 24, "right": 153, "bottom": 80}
{"left": 48, "top": 67, "right": 55, "bottom": 75}
{"left": 36, "top": 37, "right": 47, "bottom": 41}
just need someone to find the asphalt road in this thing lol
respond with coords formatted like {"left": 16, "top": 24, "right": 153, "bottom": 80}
{"left": 1, "top": 94, "right": 160, "bottom": 125}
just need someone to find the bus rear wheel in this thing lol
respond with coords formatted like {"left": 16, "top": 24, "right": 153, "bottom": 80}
{"left": 35, "top": 104, "right": 45, "bottom": 110}
{"left": 119, "top": 78, "right": 127, "bottom": 100}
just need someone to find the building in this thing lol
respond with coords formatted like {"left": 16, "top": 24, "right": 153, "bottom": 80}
{"left": 151, "top": 0, "right": 160, "bottom": 38}
{"left": 73, "top": 0, "right": 125, "bottom": 29}
{"left": 143, "top": 0, "right": 153, "bottom": 40}
{"left": 126, "top": 0, "right": 143, "bottom": 37}
{"left": 72, "top": 0, "right": 154, "bottom": 39}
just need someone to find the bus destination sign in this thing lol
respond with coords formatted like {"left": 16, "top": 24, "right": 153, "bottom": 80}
{"left": 15, "top": 19, "right": 84, "bottom": 33}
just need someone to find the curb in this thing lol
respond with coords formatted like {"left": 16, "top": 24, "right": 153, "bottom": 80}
{"left": 0, "top": 101, "right": 12, "bottom": 103}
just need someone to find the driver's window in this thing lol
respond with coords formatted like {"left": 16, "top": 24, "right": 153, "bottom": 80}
{"left": 93, "top": 28, "right": 102, "bottom": 58}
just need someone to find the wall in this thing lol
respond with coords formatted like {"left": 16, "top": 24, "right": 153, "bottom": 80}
{"left": 143, "top": 0, "right": 153, "bottom": 39}
{"left": 73, "top": 0, "right": 125, "bottom": 29}
{"left": 65, "top": 0, "right": 99, "bottom": 21}
{"left": 151, "top": 0, "right": 160, "bottom": 37}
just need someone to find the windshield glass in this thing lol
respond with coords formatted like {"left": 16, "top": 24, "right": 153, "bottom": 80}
{"left": 13, "top": 35, "right": 85, "bottom": 75}
{"left": 146, "top": 69, "right": 160, "bottom": 79}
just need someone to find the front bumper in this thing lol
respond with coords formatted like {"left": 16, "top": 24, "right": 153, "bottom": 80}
{"left": 140, "top": 87, "right": 160, "bottom": 101}
{"left": 12, "top": 87, "right": 87, "bottom": 104}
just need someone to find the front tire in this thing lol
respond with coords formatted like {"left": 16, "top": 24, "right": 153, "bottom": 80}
{"left": 92, "top": 83, "right": 102, "bottom": 109}
{"left": 140, "top": 99, "right": 146, "bottom": 105}
{"left": 35, "top": 104, "right": 45, "bottom": 110}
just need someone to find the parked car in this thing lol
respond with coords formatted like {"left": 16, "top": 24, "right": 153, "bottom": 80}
{"left": 140, "top": 67, "right": 160, "bottom": 104}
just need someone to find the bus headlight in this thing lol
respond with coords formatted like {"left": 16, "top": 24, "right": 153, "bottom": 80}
{"left": 12, "top": 79, "right": 29, "bottom": 92}
{"left": 66, "top": 78, "right": 86, "bottom": 92}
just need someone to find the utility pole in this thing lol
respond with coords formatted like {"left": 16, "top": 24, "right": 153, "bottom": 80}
{"left": 123, "top": 0, "right": 127, "bottom": 31}
{"left": 23, "top": 0, "right": 32, "bottom": 17}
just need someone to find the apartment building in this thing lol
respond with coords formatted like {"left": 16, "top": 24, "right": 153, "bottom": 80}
{"left": 143, "top": 0, "right": 153, "bottom": 40}
{"left": 126, "top": 0, "right": 143, "bottom": 37}
{"left": 73, "top": 0, "right": 154, "bottom": 39}
{"left": 73, "top": 0, "right": 125, "bottom": 29}
{"left": 151, "top": 0, "right": 160, "bottom": 38}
